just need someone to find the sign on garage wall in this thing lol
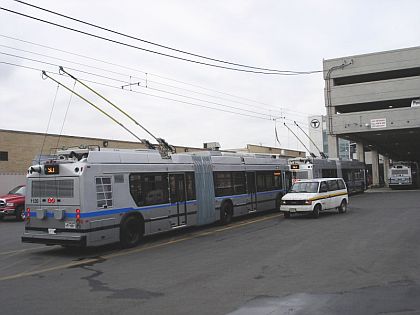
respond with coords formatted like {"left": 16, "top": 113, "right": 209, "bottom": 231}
{"left": 370, "top": 118, "right": 387, "bottom": 129}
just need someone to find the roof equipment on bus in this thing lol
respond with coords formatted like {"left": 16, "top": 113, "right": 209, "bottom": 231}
{"left": 294, "top": 121, "right": 328, "bottom": 159}
{"left": 283, "top": 123, "right": 316, "bottom": 158}
{"left": 42, "top": 68, "right": 174, "bottom": 157}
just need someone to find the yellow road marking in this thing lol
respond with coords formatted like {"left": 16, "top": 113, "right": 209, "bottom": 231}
{"left": 0, "top": 246, "right": 48, "bottom": 256}
{"left": 0, "top": 213, "right": 283, "bottom": 281}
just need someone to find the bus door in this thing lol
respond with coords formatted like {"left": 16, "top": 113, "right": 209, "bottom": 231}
{"left": 169, "top": 174, "right": 187, "bottom": 227}
{"left": 246, "top": 172, "right": 257, "bottom": 212}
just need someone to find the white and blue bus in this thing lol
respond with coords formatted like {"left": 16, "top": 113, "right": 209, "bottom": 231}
{"left": 389, "top": 161, "right": 419, "bottom": 189}
{"left": 288, "top": 157, "right": 366, "bottom": 194}
{"left": 22, "top": 148, "right": 291, "bottom": 248}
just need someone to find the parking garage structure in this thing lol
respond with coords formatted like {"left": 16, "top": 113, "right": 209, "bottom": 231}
{"left": 324, "top": 46, "right": 420, "bottom": 187}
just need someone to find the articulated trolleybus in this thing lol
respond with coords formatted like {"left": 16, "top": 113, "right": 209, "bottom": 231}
{"left": 389, "top": 161, "right": 419, "bottom": 189}
{"left": 22, "top": 148, "right": 291, "bottom": 248}
{"left": 288, "top": 157, "right": 366, "bottom": 194}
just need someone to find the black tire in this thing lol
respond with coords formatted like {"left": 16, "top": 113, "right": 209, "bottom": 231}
{"left": 220, "top": 202, "right": 233, "bottom": 225}
{"left": 338, "top": 200, "right": 347, "bottom": 214}
{"left": 120, "top": 215, "right": 143, "bottom": 248}
{"left": 284, "top": 212, "right": 291, "bottom": 218}
{"left": 15, "top": 205, "right": 25, "bottom": 222}
{"left": 312, "top": 204, "right": 321, "bottom": 219}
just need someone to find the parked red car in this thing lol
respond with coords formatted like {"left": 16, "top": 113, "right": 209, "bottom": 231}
{"left": 0, "top": 185, "right": 26, "bottom": 221}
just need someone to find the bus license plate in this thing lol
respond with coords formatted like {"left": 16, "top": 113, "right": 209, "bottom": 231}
{"left": 65, "top": 222, "right": 76, "bottom": 229}
{"left": 289, "top": 208, "right": 296, "bottom": 212}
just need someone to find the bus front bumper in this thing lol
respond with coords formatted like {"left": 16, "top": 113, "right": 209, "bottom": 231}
{"left": 22, "top": 231, "right": 86, "bottom": 247}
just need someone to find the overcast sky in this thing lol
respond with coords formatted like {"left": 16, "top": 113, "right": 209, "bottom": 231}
{"left": 1, "top": 0, "right": 420, "bottom": 152}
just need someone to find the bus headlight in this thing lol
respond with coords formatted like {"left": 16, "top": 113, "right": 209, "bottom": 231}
{"left": 281, "top": 200, "right": 287, "bottom": 205}
{"left": 6, "top": 202, "right": 15, "bottom": 207}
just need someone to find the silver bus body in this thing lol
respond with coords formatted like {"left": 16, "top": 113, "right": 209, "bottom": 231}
{"left": 22, "top": 149, "right": 290, "bottom": 247}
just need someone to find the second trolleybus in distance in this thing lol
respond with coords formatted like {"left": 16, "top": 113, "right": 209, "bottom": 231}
{"left": 288, "top": 157, "right": 366, "bottom": 194}
{"left": 22, "top": 148, "right": 292, "bottom": 248}
{"left": 389, "top": 161, "right": 419, "bottom": 189}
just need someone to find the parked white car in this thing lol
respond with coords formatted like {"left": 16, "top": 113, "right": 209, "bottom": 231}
{"left": 280, "top": 178, "right": 348, "bottom": 218}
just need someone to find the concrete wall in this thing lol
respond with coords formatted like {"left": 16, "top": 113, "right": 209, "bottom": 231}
{"left": 332, "top": 106, "right": 420, "bottom": 134}
{"left": 0, "top": 173, "right": 26, "bottom": 196}
{"left": 329, "top": 77, "right": 420, "bottom": 107}
{"left": 324, "top": 46, "right": 420, "bottom": 79}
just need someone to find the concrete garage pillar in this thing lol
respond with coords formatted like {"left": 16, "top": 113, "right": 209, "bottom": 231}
{"left": 328, "top": 135, "right": 339, "bottom": 158}
{"left": 371, "top": 150, "right": 380, "bottom": 187}
{"left": 356, "top": 142, "right": 365, "bottom": 163}
{"left": 383, "top": 156, "right": 390, "bottom": 187}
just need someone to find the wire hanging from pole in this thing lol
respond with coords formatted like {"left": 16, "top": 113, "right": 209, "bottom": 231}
{"left": 39, "top": 83, "right": 60, "bottom": 163}
{"left": 56, "top": 80, "right": 76, "bottom": 149}
{"left": 274, "top": 120, "right": 281, "bottom": 147}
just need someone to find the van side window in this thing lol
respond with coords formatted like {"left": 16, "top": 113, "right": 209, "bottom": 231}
{"left": 337, "top": 179, "right": 346, "bottom": 190}
{"left": 319, "top": 182, "right": 328, "bottom": 193}
{"left": 327, "top": 180, "right": 338, "bottom": 191}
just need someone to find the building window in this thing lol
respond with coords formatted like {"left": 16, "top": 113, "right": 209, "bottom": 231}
{"left": 0, "top": 151, "right": 8, "bottom": 161}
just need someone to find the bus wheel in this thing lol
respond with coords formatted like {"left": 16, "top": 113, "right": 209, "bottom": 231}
{"left": 338, "top": 200, "right": 347, "bottom": 214}
{"left": 120, "top": 215, "right": 143, "bottom": 248}
{"left": 15, "top": 205, "right": 25, "bottom": 222}
{"left": 220, "top": 202, "right": 233, "bottom": 225}
{"left": 312, "top": 204, "right": 321, "bottom": 219}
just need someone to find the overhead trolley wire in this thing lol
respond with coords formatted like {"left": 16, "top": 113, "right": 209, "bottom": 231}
{"left": 0, "top": 45, "right": 309, "bottom": 118}
{"left": 0, "top": 60, "right": 312, "bottom": 129}
{"left": 0, "top": 6, "right": 306, "bottom": 75}
{"left": 0, "top": 61, "right": 270, "bottom": 121}
{"left": 0, "top": 51, "right": 129, "bottom": 84}
{"left": 12, "top": 0, "right": 322, "bottom": 75}
{"left": 0, "top": 34, "right": 314, "bottom": 117}
{"left": 1, "top": 51, "right": 310, "bottom": 121}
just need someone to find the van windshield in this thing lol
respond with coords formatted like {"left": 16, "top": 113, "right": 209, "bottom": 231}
{"left": 289, "top": 182, "right": 319, "bottom": 193}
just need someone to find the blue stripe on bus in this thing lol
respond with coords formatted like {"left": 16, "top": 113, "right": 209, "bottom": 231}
{"left": 29, "top": 189, "right": 286, "bottom": 219}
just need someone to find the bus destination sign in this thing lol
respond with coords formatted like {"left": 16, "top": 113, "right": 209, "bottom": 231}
{"left": 44, "top": 164, "right": 59, "bottom": 175}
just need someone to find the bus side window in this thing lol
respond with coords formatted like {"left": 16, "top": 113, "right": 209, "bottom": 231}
{"left": 232, "top": 172, "right": 246, "bottom": 195}
{"left": 214, "top": 172, "right": 233, "bottom": 197}
{"left": 186, "top": 172, "right": 196, "bottom": 200}
{"left": 129, "top": 173, "right": 169, "bottom": 206}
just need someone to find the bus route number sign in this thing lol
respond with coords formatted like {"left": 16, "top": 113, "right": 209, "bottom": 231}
{"left": 45, "top": 164, "right": 59, "bottom": 175}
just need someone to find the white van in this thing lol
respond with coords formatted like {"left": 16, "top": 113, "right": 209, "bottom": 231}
{"left": 280, "top": 178, "right": 348, "bottom": 218}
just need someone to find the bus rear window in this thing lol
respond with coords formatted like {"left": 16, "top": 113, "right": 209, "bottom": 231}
{"left": 31, "top": 179, "right": 74, "bottom": 198}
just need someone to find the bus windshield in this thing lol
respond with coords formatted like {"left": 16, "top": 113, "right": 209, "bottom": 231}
{"left": 289, "top": 182, "right": 319, "bottom": 193}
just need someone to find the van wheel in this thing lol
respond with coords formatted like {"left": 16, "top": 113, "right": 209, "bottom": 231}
{"left": 120, "top": 215, "right": 143, "bottom": 248}
{"left": 312, "top": 204, "right": 321, "bottom": 219}
{"left": 220, "top": 202, "right": 233, "bottom": 225}
{"left": 15, "top": 206, "right": 25, "bottom": 222}
{"left": 338, "top": 200, "right": 347, "bottom": 214}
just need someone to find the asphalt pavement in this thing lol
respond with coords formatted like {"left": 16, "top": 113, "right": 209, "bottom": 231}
{"left": 1, "top": 190, "right": 420, "bottom": 315}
